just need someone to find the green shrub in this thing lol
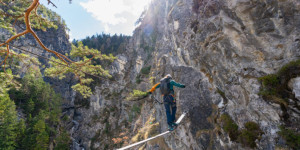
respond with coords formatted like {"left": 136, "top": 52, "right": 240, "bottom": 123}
{"left": 278, "top": 59, "right": 300, "bottom": 76}
{"left": 258, "top": 74, "right": 279, "bottom": 87}
{"left": 54, "top": 129, "right": 70, "bottom": 150}
{"left": 136, "top": 74, "right": 142, "bottom": 84}
{"left": 129, "top": 104, "right": 142, "bottom": 122}
{"left": 104, "top": 121, "right": 111, "bottom": 135}
{"left": 258, "top": 74, "right": 280, "bottom": 102}
{"left": 216, "top": 88, "right": 225, "bottom": 98}
{"left": 132, "top": 104, "right": 141, "bottom": 114}
{"left": 62, "top": 115, "right": 69, "bottom": 121}
{"left": 135, "top": 66, "right": 151, "bottom": 84}
{"left": 220, "top": 114, "right": 239, "bottom": 141}
{"left": 238, "top": 122, "right": 264, "bottom": 148}
{"left": 104, "top": 144, "right": 109, "bottom": 150}
{"left": 278, "top": 126, "right": 300, "bottom": 149}
{"left": 216, "top": 88, "right": 228, "bottom": 104}
{"left": 258, "top": 59, "right": 300, "bottom": 106}
{"left": 145, "top": 46, "right": 152, "bottom": 52}
{"left": 141, "top": 66, "right": 151, "bottom": 75}
{"left": 220, "top": 115, "right": 264, "bottom": 148}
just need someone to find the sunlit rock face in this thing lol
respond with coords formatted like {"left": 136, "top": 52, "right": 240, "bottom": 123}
{"left": 66, "top": 0, "right": 300, "bottom": 149}
{"left": 120, "top": 0, "right": 299, "bottom": 149}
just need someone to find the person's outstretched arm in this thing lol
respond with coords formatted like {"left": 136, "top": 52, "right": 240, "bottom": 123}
{"left": 171, "top": 80, "right": 185, "bottom": 88}
{"left": 148, "top": 83, "right": 161, "bottom": 94}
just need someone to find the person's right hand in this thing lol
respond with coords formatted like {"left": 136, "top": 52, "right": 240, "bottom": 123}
{"left": 182, "top": 85, "right": 186, "bottom": 88}
{"left": 148, "top": 91, "right": 152, "bottom": 95}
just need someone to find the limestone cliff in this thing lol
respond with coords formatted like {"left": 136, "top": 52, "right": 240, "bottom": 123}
{"left": 71, "top": 0, "right": 300, "bottom": 150}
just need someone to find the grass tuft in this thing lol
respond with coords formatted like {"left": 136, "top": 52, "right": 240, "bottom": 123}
{"left": 238, "top": 122, "right": 264, "bottom": 148}
{"left": 278, "top": 126, "right": 300, "bottom": 149}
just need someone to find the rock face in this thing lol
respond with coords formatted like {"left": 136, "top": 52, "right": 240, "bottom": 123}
{"left": 289, "top": 77, "right": 300, "bottom": 101}
{"left": 70, "top": 0, "right": 300, "bottom": 150}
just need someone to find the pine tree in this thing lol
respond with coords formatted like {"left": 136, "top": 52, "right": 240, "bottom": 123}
{"left": 16, "top": 119, "right": 26, "bottom": 149}
{"left": 33, "top": 119, "right": 49, "bottom": 150}
{"left": 0, "top": 93, "right": 18, "bottom": 150}
{"left": 26, "top": 98, "right": 35, "bottom": 114}
{"left": 54, "top": 128, "right": 70, "bottom": 150}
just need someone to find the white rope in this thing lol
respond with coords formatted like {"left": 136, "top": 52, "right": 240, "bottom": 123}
{"left": 117, "top": 112, "right": 187, "bottom": 150}
{"left": 117, "top": 131, "right": 170, "bottom": 150}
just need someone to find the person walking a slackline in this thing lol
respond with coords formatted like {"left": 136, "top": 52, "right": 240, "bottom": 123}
{"left": 148, "top": 74, "right": 185, "bottom": 131}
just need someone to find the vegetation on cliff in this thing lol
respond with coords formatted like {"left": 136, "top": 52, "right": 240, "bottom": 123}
{"left": 220, "top": 114, "right": 264, "bottom": 148}
{"left": 258, "top": 59, "right": 300, "bottom": 106}
{"left": 258, "top": 59, "right": 300, "bottom": 149}
{"left": 278, "top": 126, "right": 300, "bottom": 149}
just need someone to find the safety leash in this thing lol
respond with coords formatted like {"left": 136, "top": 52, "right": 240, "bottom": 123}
{"left": 151, "top": 96, "right": 163, "bottom": 104}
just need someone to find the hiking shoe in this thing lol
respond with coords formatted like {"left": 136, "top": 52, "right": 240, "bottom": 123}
{"left": 171, "top": 122, "right": 178, "bottom": 128}
{"left": 168, "top": 125, "right": 175, "bottom": 131}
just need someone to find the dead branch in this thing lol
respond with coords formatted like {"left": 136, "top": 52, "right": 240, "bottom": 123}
{"left": 47, "top": 0, "right": 57, "bottom": 8}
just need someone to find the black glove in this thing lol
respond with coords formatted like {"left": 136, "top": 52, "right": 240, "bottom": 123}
{"left": 182, "top": 85, "right": 186, "bottom": 88}
{"left": 148, "top": 91, "right": 152, "bottom": 95}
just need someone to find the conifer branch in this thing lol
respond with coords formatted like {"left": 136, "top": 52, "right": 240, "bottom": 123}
{"left": 0, "top": 12, "right": 23, "bottom": 18}
{"left": 76, "top": 55, "right": 96, "bottom": 66}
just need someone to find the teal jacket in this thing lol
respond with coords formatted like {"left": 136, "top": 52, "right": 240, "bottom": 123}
{"left": 149, "top": 80, "right": 185, "bottom": 94}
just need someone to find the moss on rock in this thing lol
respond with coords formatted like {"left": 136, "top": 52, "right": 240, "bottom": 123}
{"left": 220, "top": 114, "right": 264, "bottom": 148}
{"left": 238, "top": 122, "right": 264, "bottom": 148}
{"left": 220, "top": 114, "right": 239, "bottom": 141}
{"left": 278, "top": 126, "right": 300, "bottom": 150}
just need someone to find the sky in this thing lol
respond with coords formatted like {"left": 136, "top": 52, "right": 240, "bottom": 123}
{"left": 40, "top": 0, "right": 151, "bottom": 40}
